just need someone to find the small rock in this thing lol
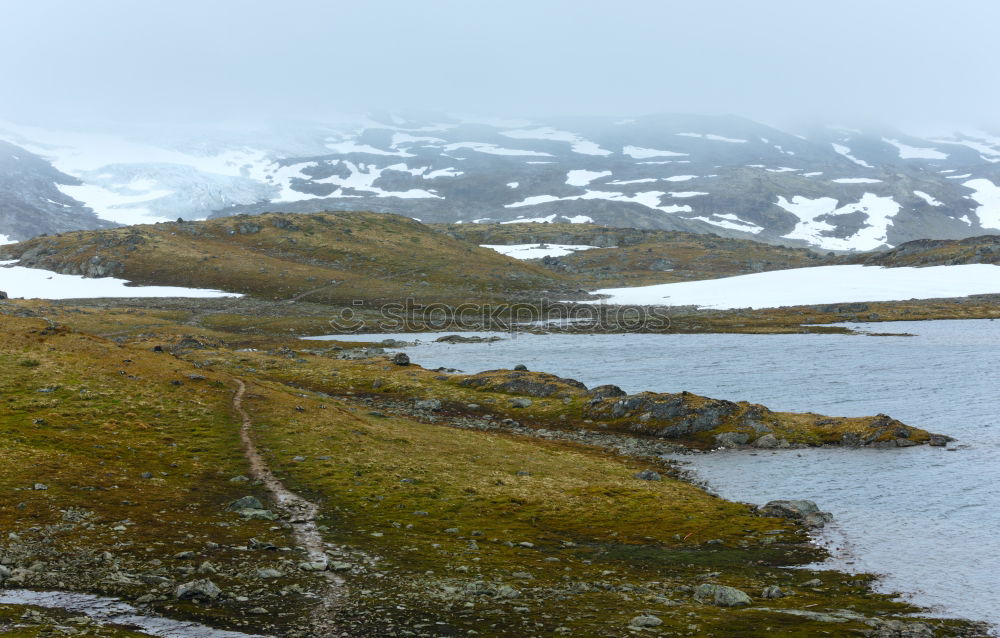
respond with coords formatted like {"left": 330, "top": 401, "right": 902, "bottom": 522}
{"left": 415, "top": 399, "right": 442, "bottom": 411}
{"left": 509, "top": 398, "right": 533, "bottom": 408}
{"left": 33, "top": 483, "right": 48, "bottom": 491}
{"left": 513, "top": 364, "right": 528, "bottom": 371}
{"left": 629, "top": 614, "right": 663, "bottom": 627}
{"left": 257, "top": 568, "right": 283, "bottom": 579}
{"left": 761, "top": 585, "right": 784, "bottom": 599}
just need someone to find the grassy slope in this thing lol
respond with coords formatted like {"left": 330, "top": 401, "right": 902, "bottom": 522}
{"left": 437, "top": 222, "right": 827, "bottom": 287}
{"left": 0, "top": 305, "right": 985, "bottom": 636}
{"left": 0, "top": 212, "right": 567, "bottom": 304}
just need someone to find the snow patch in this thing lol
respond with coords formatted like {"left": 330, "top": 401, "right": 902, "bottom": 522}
{"left": 832, "top": 143, "right": 874, "bottom": 168}
{"left": 666, "top": 191, "right": 708, "bottom": 198}
{"left": 500, "top": 128, "right": 611, "bottom": 156}
{"left": 443, "top": 142, "right": 553, "bottom": 157}
{"left": 500, "top": 214, "right": 593, "bottom": 224}
{"left": 689, "top": 215, "right": 763, "bottom": 233}
{"left": 777, "top": 193, "right": 901, "bottom": 251}
{"left": 963, "top": 179, "right": 1000, "bottom": 229}
{"left": 0, "top": 264, "right": 241, "bottom": 299}
{"left": 480, "top": 244, "right": 600, "bottom": 259}
{"left": 883, "top": 138, "right": 948, "bottom": 160}
{"left": 0, "top": 234, "right": 14, "bottom": 245}
{"left": 676, "top": 133, "right": 747, "bottom": 143}
{"left": 506, "top": 181, "right": 519, "bottom": 189}
{"left": 505, "top": 190, "right": 692, "bottom": 215}
{"left": 622, "top": 145, "right": 688, "bottom": 159}
{"left": 832, "top": 178, "right": 883, "bottom": 184}
{"left": 566, "top": 170, "right": 612, "bottom": 187}
{"left": 663, "top": 175, "right": 698, "bottom": 182}
{"left": 913, "top": 190, "right": 944, "bottom": 207}
{"left": 589, "top": 264, "right": 1000, "bottom": 309}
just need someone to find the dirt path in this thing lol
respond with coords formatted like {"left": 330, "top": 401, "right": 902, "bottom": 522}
{"left": 232, "top": 379, "right": 345, "bottom": 635}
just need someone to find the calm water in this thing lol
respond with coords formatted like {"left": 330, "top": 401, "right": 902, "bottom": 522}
{"left": 315, "top": 320, "right": 1000, "bottom": 628}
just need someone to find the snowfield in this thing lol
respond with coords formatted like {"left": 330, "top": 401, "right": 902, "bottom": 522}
{"left": 777, "top": 193, "right": 900, "bottom": 251}
{"left": 480, "top": 244, "right": 599, "bottom": 259}
{"left": 962, "top": 178, "right": 1000, "bottom": 229}
{"left": 0, "top": 234, "right": 14, "bottom": 245}
{"left": 589, "top": 264, "right": 1000, "bottom": 309}
{"left": 0, "top": 262, "right": 241, "bottom": 299}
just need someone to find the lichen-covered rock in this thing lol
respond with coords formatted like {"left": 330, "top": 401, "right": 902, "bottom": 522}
{"left": 175, "top": 578, "right": 221, "bottom": 601}
{"left": 760, "top": 499, "right": 833, "bottom": 528}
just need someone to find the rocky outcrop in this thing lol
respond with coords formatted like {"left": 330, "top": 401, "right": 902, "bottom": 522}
{"left": 760, "top": 500, "right": 833, "bottom": 528}
{"left": 458, "top": 370, "right": 587, "bottom": 398}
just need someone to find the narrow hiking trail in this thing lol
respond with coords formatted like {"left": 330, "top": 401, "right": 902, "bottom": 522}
{"left": 232, "top": 379, "right": 346, "bottom": 635}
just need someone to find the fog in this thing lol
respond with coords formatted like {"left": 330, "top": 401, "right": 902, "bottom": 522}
{"left": 2, "top": 0, "right": 998, "bottom": 132}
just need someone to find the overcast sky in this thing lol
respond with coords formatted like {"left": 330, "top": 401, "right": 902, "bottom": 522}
{"left": 2, "top": 0, "right": 998, "bottom": 132}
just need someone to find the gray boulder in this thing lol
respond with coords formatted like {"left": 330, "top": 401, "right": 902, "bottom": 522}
{"left": 629, "top": 614, "right": 663, "bottom": 627}
{"left": 414, "top": 398, "right": 442, "bottom": 411}
{"left": 633, "top": 469, "right": 662, "bottom": 481}
{"left": 226, "top": 495, "right": 263, "bottom": 511}
{"left": 175, "top": 579, "right": 222, "bottom": 601}
{"left": 753, "top": 433, "right": 790, "bottom": 448}
{"left": 693, "top": 583, "right": 751, "bottom": 607}
{"left": 760, "top": 499, "right": 833, "bottom": 528}
{"left": 714, "top": 432, "right": 749, "bottom": 447}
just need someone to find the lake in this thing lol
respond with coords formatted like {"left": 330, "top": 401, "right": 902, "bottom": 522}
{"left": 311, "top": 319, "right": 1000, "bottom": 629}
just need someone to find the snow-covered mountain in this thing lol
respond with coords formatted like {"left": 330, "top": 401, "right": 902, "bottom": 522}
{"left": 2, "top": 114, "right": 999, "bottom": 250}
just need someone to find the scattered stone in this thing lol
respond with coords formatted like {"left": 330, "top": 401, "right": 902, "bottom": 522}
{"left": 801, "top": 578, "right": 823, "bottom": 587}
{"left": 633, "top": 469, "right": 662, "bottom": 481}
{"left": 761, "top": 585, "right": 784, "bottom": 599}
{"left": 509, "top": 398, "right": 533, "bottom": 408}
{"left": 414, "top": 399, "right": 442, "bottom": 411}
{"left": 33, "top": 483, "right": 48, "bottom": 491}
{"left": 257, "top": 568, "right": 283, "bottom": 579}
{"left": 513, "top": 364, "right": 528, "bottom": 371}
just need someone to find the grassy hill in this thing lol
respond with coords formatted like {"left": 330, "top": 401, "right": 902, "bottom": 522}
{"left": 0, "top": 212, "right": 568, "bottom": 304}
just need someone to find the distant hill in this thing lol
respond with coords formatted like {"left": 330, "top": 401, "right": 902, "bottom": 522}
{"left": 2, "top": 114, "right": 1000, "bottom": 250}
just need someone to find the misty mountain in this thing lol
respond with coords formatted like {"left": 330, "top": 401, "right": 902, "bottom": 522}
{"left": 1, "top": 114, "right": 999, "bottom": 251}
{"left": 0, "top": 140, "right": 115, "bottom": 243}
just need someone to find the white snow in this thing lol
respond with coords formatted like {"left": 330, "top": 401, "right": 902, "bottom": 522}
{"left": 500, "top": 214, "right": 593, "bottom": 224}
{"left": 589, "top": 264, "right": 1000, "bottom": 309}
{"left": 499, "top": 128, "right": 612, "bottom": 156}
{"left": 505, "top": 190, "right": 691, "bottom": 215}
{"left": 666, "top": 191, "right": 708, "bottom": 198}
{"left": 803, "top": 171, "right": 824, "bottom": 177}
{"left": 390, "top": 132, "right": 446, "bottom": 147}
{"left": 676, "top": 133, "right": 747, "bottom": 143}
{"left": 883, "top": 138, "right": 948, "bottom": 160}
{"left": 0, "top": 234, "right": 14, "bottom": 245}
{"left": 832, "top": 178, "right": 883, "bottom": 184}
{"left": 663, "top": 175, "right": 698, "bottom": 182}
{"left": 913, "top": 190, "right": 944, "bottom": 207}
{"left": 57, "top": 183, "right": 177, "bottom": 225}
{"left": 947, "top": 173, "right": 972, "bottom": 179}
{"left": 637, "top": 160, "right": 690, "bottom": 165}
{"left": 831, "top": 143, "right": 874, "bottom": 168}
{"left": 566, "top": 170, "right": 612, "bottom": 187}
{"left": 506, "top": 181, "right": 519, "bottom": 189}
{"left": 622, "top": 145, "right": 688, "bottom": 159}
{"left": 443, "top": 142, "right": 553, "bottom": 157}
{"left": 310, "top": 161, "right": 441, "bottom": 200}
{"left": 480, "top": 244, "right": 600, "bottom": 259}
{"left": 324, "top": 139, "right": 412, "bottom": 157}
{"left": 689, "top": 215, "right": 763, "bottom": 233}
{"left": 0, "top": 263, "right": 241, "bottom": 299}
{"left": 608, "top": 178, "right": 658, "bottom": 185}
{"left": 777, "top": 193, "right": 901, "bottom": 251}
{"left": 963, "top": 178, "right": 1000, "bottom": 229}
{"left": 765, "top": 167, "right": 799, "bottom": 173}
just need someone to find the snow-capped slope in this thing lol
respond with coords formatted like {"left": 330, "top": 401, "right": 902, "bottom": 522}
{"left": 590, "top": 264, "right": 1000, "bottom": 309}
{"left": 2, "top": 114, "right": 1000, "bottom": 250}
